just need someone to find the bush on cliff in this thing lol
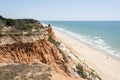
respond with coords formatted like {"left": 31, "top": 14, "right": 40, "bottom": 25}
{"left": 20, "top": 24, "right": 33, "bottom": 30}
{"left": 0, "top": 15, "right": 5, "bottom": 21}
{"left": 5, "top": 19, "right": 16, "bottom": 26}
{"left": 48, "top": 36, "right": 69, "bottom": 63}
{"left": 48, "top": 36, "right": 60, "bottom": 47}
{"left": 76, "top": 63, "right": 87, "bottom": 79}
{"left": 0, "top": 15, "right": 44, "bottom": 35}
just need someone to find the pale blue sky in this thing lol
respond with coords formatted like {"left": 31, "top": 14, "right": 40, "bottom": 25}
{"left": 0, "top": 0, "right": 120, "bottom": 21}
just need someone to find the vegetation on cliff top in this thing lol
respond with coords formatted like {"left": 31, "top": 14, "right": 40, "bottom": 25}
{"left": 0, "top": 15, "right": 43, "bottom": 35}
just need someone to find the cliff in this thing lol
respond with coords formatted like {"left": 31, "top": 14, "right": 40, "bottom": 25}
{"left": 0, "top": 16, "right": 73, "bottom": 79}
{"left": 0, "top": 39, "right": 71, "bottom": 76}
{"left": 0, "top": 16, "right": 101, "bottom": 80}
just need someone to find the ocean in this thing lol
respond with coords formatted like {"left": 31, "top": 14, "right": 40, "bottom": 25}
{"left": 42, "top": 21, "right": 120, "bottom": 58}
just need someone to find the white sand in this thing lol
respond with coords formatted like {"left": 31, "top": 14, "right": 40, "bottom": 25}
{"left": 54, "top": 29, "right": 120, "bottom": 80}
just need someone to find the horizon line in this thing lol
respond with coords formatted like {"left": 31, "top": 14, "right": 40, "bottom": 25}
{"left": 41, "top": 20, "right": 120, "bottom": 21}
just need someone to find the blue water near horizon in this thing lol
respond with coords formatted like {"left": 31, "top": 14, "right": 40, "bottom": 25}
{"left": 42, "top": 21, "right": 120, "bottom": 58}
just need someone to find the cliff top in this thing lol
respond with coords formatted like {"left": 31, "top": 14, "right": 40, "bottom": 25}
{"left": 0, "top": 15, "right": 44, "bottom": 35}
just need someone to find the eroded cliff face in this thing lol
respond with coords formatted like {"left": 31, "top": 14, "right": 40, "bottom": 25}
{"left": 0, "top": 27, "right": 55, "bottom": 46}
{"left": 0, "top": 17, "right": 82, "bottom": 79}
{"left": 0, "top": 39, "right": 71, "bottom": 76}
{"left": 0, "top": 24, "right": 72, "bottom": 77}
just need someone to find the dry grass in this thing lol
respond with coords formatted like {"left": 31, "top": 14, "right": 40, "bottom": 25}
{"left": 0, "top": 63, "right": 52, "bottom": 80}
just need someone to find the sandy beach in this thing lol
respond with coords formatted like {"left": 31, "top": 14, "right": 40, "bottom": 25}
{"left": 54, "top": 28, "right": 120, "bottom": 80}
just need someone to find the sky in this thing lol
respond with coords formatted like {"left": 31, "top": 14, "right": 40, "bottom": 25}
{"left": 0, "top": 0, "right": 120, "bottom": 21}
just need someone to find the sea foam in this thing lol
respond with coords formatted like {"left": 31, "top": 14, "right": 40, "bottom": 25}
{"left": 53, "top": 26, "right": 120, "bottom": 58}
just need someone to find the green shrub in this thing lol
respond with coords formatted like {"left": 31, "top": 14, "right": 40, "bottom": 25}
{"left": 16, "top": 19, "right": 38, "bottom": 24}
{"left": 48, "top": 36, "right": 55, "bottom": 44}
{"left": 5, "top": 19, "right": 16, "bottom": 26}
{"left": 0, "top": 15, "right": 5, "bottom": 21}
{"left": 9, "top": 29, "right": 21, "bottom": 34}
{"left": 19, "top": 24, "right": 33, "bottom": 31}
{"left": 48, "top": 36, "right": 60, "bottom": 47}
{"left": 48, "top": 36, "right": 69, "bottom": 63}
{"left": 76, "top": 63, "right": 87, "bottom": 79}
{"left": 24, "top": 24, "right": 33, "bottom": 30}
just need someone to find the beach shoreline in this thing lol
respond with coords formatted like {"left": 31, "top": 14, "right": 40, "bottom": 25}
{"left": 53, "top": 28, "right": 120, "bottom": 80}
{"left": 53, "top": 26, "right": 120, "bottom": 61}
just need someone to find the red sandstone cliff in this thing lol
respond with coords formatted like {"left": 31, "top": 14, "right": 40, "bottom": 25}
{"left": 0, "top": 40, "right": 71, "bottom": 76}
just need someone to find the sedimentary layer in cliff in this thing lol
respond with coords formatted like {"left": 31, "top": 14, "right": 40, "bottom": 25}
{"left": 0, "top": 39, "right": 71, "bottom": 76}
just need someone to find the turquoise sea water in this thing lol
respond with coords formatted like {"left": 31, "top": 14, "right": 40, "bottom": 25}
{"left": 42, "top": 21, "right": 120, "bottom": 57}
